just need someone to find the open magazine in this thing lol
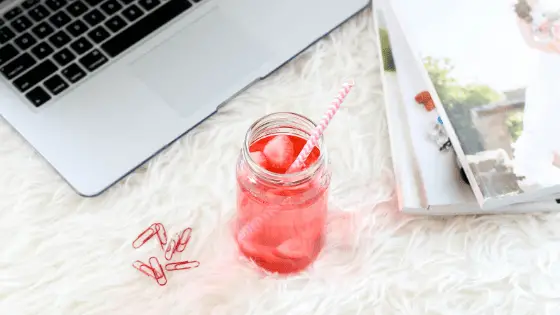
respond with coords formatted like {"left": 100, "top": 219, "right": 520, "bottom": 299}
{"left": 373, "top": 0, "right": 560, "bottom": 214}
{"left": 389, "top": 0, "right": 560, "bottom": 209}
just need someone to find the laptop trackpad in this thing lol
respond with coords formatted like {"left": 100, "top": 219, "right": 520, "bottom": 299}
{"left": 130, "top": 8, "right": 269, "bottom": 116}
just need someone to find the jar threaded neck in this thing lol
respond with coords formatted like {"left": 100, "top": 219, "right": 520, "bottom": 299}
{"left": 242, "top": 112, "right": 327, "bottom": 185}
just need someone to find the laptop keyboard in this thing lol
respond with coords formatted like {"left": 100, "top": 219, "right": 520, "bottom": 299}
{"left": 0, "top": 0, "right": 202, "bottom": 107}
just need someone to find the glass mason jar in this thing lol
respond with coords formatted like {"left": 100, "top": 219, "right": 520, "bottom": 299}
{"left": 234, "top": 112, "right": 331, "bottom": 274}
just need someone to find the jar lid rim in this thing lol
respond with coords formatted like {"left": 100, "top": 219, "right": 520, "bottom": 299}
{"left": 242, "top": 112, "right": 327, "bottom": 184}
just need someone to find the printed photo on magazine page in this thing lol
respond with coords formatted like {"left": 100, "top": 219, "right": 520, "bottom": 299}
{"left": 392, "top": 0, "right": 560, "bottom": 204}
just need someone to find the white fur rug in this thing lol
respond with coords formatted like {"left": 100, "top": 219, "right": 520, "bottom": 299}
{"left": 2, "top": 7, "right": 560, "bottom": 315}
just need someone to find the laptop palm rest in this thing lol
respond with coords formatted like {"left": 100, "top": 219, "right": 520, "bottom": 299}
{"left": 129, "top": 7, "right": 270, "bottom": 117}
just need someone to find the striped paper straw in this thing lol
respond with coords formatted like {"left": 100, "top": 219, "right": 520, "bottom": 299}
{"left": 237, "top": 81, "right": 355, "bottom": 243}
{"left": 286, "top": 81, "right": 355, "bottom": 173}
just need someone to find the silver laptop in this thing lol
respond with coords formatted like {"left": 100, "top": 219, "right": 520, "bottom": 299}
{"left": 0, "top": 0, "right": 368, "bottom": 196}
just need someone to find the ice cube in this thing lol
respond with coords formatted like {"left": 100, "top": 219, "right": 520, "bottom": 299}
{"left": 238, "top": 237, "right": 287, "bottom": 263}
{"left": 263, "top": 135, "right": 294, "bottom": 169}
{"left": 274, "top": 238, "right": 312, "bottom": 259}
{"left": 249, "top": 151, "right": 268, "bottom": 168}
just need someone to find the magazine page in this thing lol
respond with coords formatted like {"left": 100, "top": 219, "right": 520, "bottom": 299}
{"left": 374, "top": 2, "right": 427, "bottom": 211}
{"left": 377, "top": 0, "right": 477, "bottom": 208}
{"left": 390, "top": 0, "right": 560, "bottom": 209}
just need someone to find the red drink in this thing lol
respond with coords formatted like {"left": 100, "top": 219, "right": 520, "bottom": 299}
{"left": 248, "top": 134, "right": 321, "bottom": 174}
{"left": 235, "top": 113, "right": 331, "bottom": 274}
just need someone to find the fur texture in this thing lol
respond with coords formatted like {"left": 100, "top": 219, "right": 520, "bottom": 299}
{"left": 1, "top": 8, "right": 560, "bottom": 315}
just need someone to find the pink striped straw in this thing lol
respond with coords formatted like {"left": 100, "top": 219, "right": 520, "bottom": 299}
{"left": 237, "top": 81, "right": 355, "bottom": 243}
{"left": 286, "top": 81, "right": 355, "bottom": 173}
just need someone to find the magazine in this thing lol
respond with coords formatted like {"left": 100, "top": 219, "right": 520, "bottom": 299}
{"left": 390, "top": 0, "right": 560, "bottom": 209}
{"left": 373, "top": 0, "right": 560, "bottom": 214}
{"left": 374, "top": 3, "right": 427, "bottom": 211}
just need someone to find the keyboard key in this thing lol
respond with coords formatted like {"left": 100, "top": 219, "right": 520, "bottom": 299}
{"left": 45, "top": 0, "right": 68, "bottom": 11}
{"left": 61, "top": 63, "right": 86, "bottom": 83}
{"left": 28, "top": 4, "right": 50, "bottom": 22}
{"left": 4, "top": 7, "right": 22, "bottom": 21}
{"left": 31, "top": 22, "right": 54, "bottom": 39}
{"left": 122, "top": 4, "right": 143, "bottom": 22}
{"left": 11, "top": 15, "right": 33, "bottom": 32}
{"left": 0, "top": 19, "right": 4, "bottom": 26}
{"left": 49, "top": 10, "right": 71, "bottom": 28}
{"left": 48, "top": 30, "right": 71, "bottom": 48}
{"left": 44, "top": 74, "right": 68, "bottom": 95}
{"left": 25, "top": 86, "right": 51, "bottom": 107}
{"left": 66, "top": 20, "right": 88, "bottom": 37}
{"left": 118, "top": 0, "right": 135, "bottom": 4}
{"left": 14, "top": 32, "right": 36, "bottom": 50}
{"left": 22, "top": 0, "right": 40, "bottom": 9}
{"left": 87, "top": 25, "right": 110, "bottom": 44}
{"left": 30, "top": 42, "right": 54, "bottom": 59}
{"left": 85, "top": 0, "right": 104, "bottom": 5}
{"left": 53, "top": 48, "right": 75, "bottom": 66}
{"left": 79, "top": 48, "right": 107, "bottom": 71}
{"left": 13, "top": 59, "right": 58, "bottom": 92}
{"left": 102, "top": 0, "right": 192, "bottom": 57}
{"left": 67, "top": 1, "right": 88, "bottom": 17}
{"left": 83, "top": 9, "right": 106, "bottom": 26}
{"left": 139, "top": 0, "right": 160, "bottom": 11}
{"left": 70, "top": 37, "right": 93, "bottom": 55}
{"left": 0, "top": 26, "right": 15, "bottom": 43}
{"left": 0, "top": 53, "right": 36, "bottom": 79}
{"left": 100, "top": 0, "right": 122, "bottom": 15}
{"left": 0, "top": 44, "right": 18, "bottom": 66}
{"left": 105, "top": 15, "right": 126, "bottom": 33}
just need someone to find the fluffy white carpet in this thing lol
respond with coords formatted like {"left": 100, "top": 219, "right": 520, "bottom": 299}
{"left": 2, "top": 7, "right": 560, "bottom": 315}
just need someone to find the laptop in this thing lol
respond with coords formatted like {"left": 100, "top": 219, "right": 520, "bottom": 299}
{"left": 0, "top": 0, "right": 369, "bottom": 196}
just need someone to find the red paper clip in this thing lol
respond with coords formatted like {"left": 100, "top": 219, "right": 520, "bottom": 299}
{"left": 149, "top": 256, "right": 167, "bottom": 286}
{"left": 132, "top": 222, "right": 168, "bottom": 249}
{"left": 155, "top": 223, "right": 167, "bottom": 250}
{"left": 132, "top": 224, "right": 159, "bottom": 249}
{"left": 164, "top": 238, "right": 177, "bottom": 261}
{"left": 132, "top": 260, "right": 156, "bottom": 278}
{"left": 165, "top": 260, "right": 200, "bottom": 271}
{"left": 174, "top": 228, "right": 192, "bottom": 253}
